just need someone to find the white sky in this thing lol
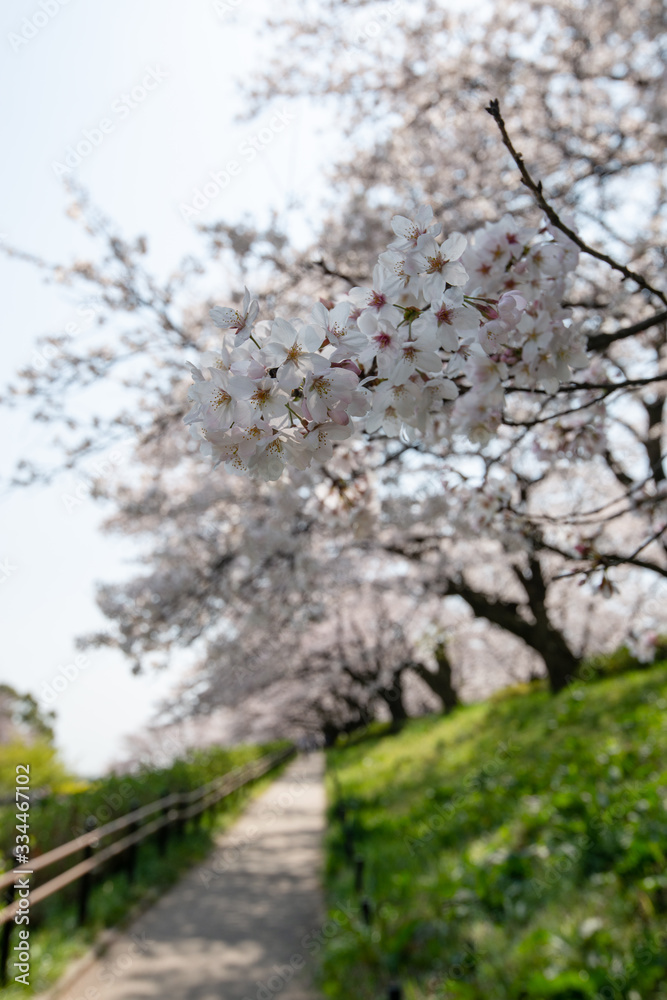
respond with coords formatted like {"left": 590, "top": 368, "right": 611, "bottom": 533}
{"left": 0, "top": 0, "right": 341, "bottom": 776}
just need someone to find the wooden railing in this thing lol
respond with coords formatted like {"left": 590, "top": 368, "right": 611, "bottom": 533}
{"left": 0, "top": 745, "right": 295, "bottom": 984}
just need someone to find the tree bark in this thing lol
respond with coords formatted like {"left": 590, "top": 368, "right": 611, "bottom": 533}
{"left": 411, "top": 643, "right": 460, "bottom": 713}
{"left": 442, "top": 563, "right": 580, "bottom": 693}
{"left": 341, "top": 662, "right": 410, "bottom": 728}
{"left": 377, "top": 667, "right": 409, "bottom": 729}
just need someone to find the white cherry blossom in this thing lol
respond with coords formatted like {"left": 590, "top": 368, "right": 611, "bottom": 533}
{"left": 412, "top": 287, "right": 477, "bottom": 350}
{"left": 263, "top": 318, "right": 329, "bottom": 390}
{"left": 311, "top": 301, "right": 368, "bottom": 361}
{"left": 415, "top": 232, "right": 468, "bottom": 299}
{"left": 389, "top": 329, "right": 442, "bottom": 383}
{"left": 210, "top": 286, "right": 260, "bottom": 344}
{"left": 185, "top": 365, "right": 255, "bottom": 431}
{"left": 303, "top": 367, "right": 367, "bottom": 423}
{"left": 247, "top": 377, "right": 291, "bottom": 422}
{"left": 186, "top": 202, "right": 589, "bottom": 479}
{"left": 388, "top": 206, "right": 441, "bottom": 250}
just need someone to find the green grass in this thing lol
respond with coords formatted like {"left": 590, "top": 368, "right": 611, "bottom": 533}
{"left": 322, "top": 664, "right": 667, "bottom": 999}
{"left": 1, "top": 744, "right": 291, "bottom": 997}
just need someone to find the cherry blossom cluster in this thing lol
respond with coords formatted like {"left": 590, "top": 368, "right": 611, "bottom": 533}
{"left": 185, "top": 207, "right": 589, "bottom": 479}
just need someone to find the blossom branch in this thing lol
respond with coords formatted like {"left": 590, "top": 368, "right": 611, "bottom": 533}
{"left": 485, "top": 99, "right": 667, "bottom": 308}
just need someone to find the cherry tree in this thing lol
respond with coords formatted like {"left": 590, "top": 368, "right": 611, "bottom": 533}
{"left": 3, "top": 0, "right": 667, "bottom": 719}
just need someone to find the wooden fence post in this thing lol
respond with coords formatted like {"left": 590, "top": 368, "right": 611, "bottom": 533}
{"left": 354, "top": 855, "right": 365, "bottom": 893}
{"left": 125, "top": 800, "right": 140, "bottom": 881}
{"left": 178, "top": 790, "right": 188, "bottom": 839}
{"left": 361, "top": 897, "right": 372, "bottom": 925}
{"left": 157, "top": 790, "right": 170, "bottom": 855}
{"left": 77, "top": 817, "right": 98, "bottom": 925}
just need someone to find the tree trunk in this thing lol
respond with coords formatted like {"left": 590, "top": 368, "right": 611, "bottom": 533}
{"left": 377, "top": 668, "right": 409, "bottom": 730}
{"left": 342, "top": 662, "right": 409, "bottom": 729}
{"left": 412, "top": 643, "right": 460, "bottom": 712}
{"left": 321, "top": 719, "right": 341, "bottom": 747}
{"left": 443, "top": 560, "right": 580, "bottom": 693}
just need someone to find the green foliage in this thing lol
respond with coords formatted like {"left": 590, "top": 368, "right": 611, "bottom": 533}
{"left": 581, "top": 637, "right": 667, "bottom": 681}
{"left": 0, "top": 739, "right": 75, "bottom": 799}
{"left": 0, "top": 683, "right": 56, "bottom": 744}
{"left": 581, "top": 644, "right": 643, "bottom": 679}
{"left": 322, "top": 663, "right": 667, "bottom": 999}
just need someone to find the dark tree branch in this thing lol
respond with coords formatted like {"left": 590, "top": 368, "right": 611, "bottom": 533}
{"left": 587, "top": 310, "right": 667, "bottom": 352}
{"left": 602, "top": 449, "right": 635, "bottom": 490}
{"left": 643, "top": 397, "right": 666, "bottom": 485}
{"left": 486, "top": 99, "right": 667, "bottom": 307}
{"left": 439, "top": 573, "right": 579, "bottom": 692}
{"left": 307, "top": 258, "right": 362, "bottom": 287}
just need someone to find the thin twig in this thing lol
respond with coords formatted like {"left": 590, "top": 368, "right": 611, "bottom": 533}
{"left": 557, "top": 372, "right": 667, "bottom": 392}
{"left": 308, "top": 258, "right": 361, "bottom": 286}
{"left": 485, "top": 99, "right": 667, "bottom": 308}
{"left": 503, "top": 390, "right": 612, "bottom": 428}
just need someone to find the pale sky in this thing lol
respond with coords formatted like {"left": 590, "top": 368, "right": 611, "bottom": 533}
{"left": 0, "top": 0, "right": 340, "bottom": 775}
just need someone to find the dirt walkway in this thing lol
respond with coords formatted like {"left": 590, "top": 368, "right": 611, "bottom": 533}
{"left": 57, "top": 754, "right": 325, "bottom": 1000}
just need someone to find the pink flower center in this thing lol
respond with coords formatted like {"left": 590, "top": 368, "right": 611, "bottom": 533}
{"left": 435, "top": 306, "right": 454, "bottom": 325}
{"left": 309, "top": 375, "right": 331, "bottom": 397}
{"left": 425, "top": 253, "right": 447, "bottom": 274}
{"left": 213, "top": 389, "right": 231, "bottom": 409}
{"left": 285, "top": 343, "right": 303, "bottom": 363}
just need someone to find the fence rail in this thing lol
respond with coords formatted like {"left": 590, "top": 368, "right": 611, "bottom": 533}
{"left": 0, "top": 744, "right": 295, "bottom": 982}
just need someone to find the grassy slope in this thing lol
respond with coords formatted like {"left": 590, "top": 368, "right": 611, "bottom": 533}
{"left": 323, "top": 665, "right": 667, "bottom": 999}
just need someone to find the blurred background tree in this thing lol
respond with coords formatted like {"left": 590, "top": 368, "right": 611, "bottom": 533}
{"left": 0, "top": 686, "right": 74, "bottom": 796}
{"left": 2, "top": 0, "right": 666, "bottom": 742}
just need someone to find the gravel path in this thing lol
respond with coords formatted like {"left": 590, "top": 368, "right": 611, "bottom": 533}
{"left": 57, "top": 754, "right": 325, "bottom": 1000}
